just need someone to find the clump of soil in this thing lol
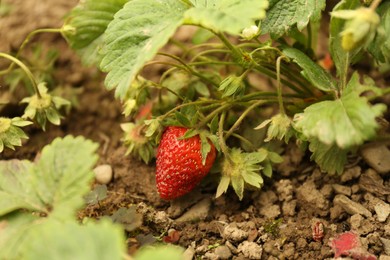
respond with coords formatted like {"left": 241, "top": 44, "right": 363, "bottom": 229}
{"left": 1, "top": 1, "right": 390, "bottom": 259}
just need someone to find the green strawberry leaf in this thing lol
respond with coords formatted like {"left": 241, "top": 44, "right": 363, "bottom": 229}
{"left": 184, "top": 0, "right": 268, "bottom": 35}
{"left": 63, "top": 0, "right": 129, "bottom": 66}
{"left": 282, "top": 47, "right": 337, "bottom": 91}
{"left": 308, "top": 138, "right": 349, "bottom": 175}
{"left": 262, "top": 0, "right": 326, "bottom": 39}
{"left": 293, "top": 73, "right": 386, "bottom": 149}
{"left": 21, "top": 219, "right": 125, "bottom": 260}
{"left": 0, "top": 212, "right": 39, "bottom": 259}
{"left": 368, "top": 1, "right": 390, "bottom": 63}
{"left": 100, "top": 0, "right": 188, "bottom": 99}
{"left": 134, "top": 245, "right": 184, "bottom": 260}
{"left": 0, "top": 160, "right": 42, "bottom": 215}
{"left": 329, "top": 0, "right": 361, "bottom": 78}
{"left": 0, "top": 136, "right": 98, "bottom": 218}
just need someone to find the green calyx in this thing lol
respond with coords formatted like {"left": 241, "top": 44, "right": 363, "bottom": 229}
{"left": 0, "top": 118, "right": 12, "bottom": 133}
{"left": 217, "top": 148, "right": 264, "bottom": 200}
{"left": 332, "top": 7, "right": 380, "bottom": 51}
{"left": 0, "top": 117, "right": 32, "bottom": 153}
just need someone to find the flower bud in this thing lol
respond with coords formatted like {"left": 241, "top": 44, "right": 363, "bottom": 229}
{"left": 241, "top": 25, "right": 260, "bottom": 40}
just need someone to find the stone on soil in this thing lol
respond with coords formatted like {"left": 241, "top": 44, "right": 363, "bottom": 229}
{"left": 238, "top": 241, "right": 262, "bottom": 259}
{"left": 93, "top": 164, "right": 113, "bottom": 184}
{"left": 214, "top": 245, "right": 232, "bottom": 259}
{"left": 334, "top": 194, "right": 372, "bottom": 218}
{"left": 340, "top": 166, "right": 362, "bottom": 183}
{"left": 361, "top": 144, "right": 390, "bottom": 174}
{"left": 332, "top": 184, "right": 352, "bottom": 196}
{"left": 223, "top": 223, "right": 249, "bottom": 243}
{"left": 375, "top": 202, "right": 390, "bottom": 222}
{"left": 176, "top": 198, "right": 211, "bottom": 222}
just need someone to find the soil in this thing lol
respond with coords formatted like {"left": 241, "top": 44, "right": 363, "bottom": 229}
{"left": 1, "top": 1, "right": 390, "bottom": 260}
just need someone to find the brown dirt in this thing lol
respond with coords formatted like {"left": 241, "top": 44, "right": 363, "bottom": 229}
{"left": 1, "top": 1, "right": 390, "bottom": 259}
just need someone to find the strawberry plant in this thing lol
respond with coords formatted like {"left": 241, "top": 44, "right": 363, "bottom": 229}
{"left": 1, "top": 0, "right": 389, "bottom": 201}
{"left": 58, "top": 0, "right": 390, "bottom": 200}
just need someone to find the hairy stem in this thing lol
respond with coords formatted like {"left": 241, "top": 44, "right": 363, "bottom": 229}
{"left": 219, "top": 112, "right": 232, "bottom": 161}
{"left": 0, "top": 28, "right": 63, "bottom": 75}
{"left": 225, "top": 100, "right": 265, "bottom": 139}
{"left": 0, "top": 53, "right": 41, "bottom": 98}
{"left": 276, "top": 56, "right": 288, "bottom": 114}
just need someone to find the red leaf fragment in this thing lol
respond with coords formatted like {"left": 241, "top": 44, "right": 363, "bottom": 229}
{"left": 162, "top": 229, "right": 180, "bottom": 244}
{"left": 329, "top": 231, "right": 376, "bottom": 260}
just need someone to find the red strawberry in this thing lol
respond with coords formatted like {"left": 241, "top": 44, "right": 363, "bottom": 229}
{"left": 156, "top": 126, "right": 216, "bottom": 200}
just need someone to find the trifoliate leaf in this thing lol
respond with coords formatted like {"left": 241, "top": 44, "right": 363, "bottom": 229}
{"left": 329, "top": 0, "right": 361, "bottom": 78}
{"left": 84, "top": 184, "right": 108, "bottom": 205}
{"left": 368, "top": 1, "right": 390, "bottom": 63}
{"left": 294, "top": 74, "right": 386, "bottom": 149}
{"left": 282, "top": 47, "right": 337, "bottom": 91}
{"left": 262, "top": 0, "right": 326, "bottom": 38}
{"left": 184, "top": 0, "right": 268, "bottom": 35}
{"left": 100, "top": 0, "right": 188, "bottom": 99}
{"left": 20, "top": 218, "right": 126, "bottom": 260}
{"left": 0, "top": 136, "right": 98, "bottom": 218}
{"left": 308, "top": 138, "right": 349, "bottom": 175}
{"left": 63, "top": 0, "right": 129, "bottom": 65}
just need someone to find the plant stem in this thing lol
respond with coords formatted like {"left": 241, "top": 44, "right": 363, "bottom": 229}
{"left": 190, "top": 49, "right": 231, "bottom": 62}
{"left": 159, "top": 100, "right": 220, "bottom": 121}
{"left": 229, "top": 132, "right": 257, "bottom": 151}
{"left": 225, "top": 100, "right": 265, "bottom": 139}
{"left": 307, "top": 22, "right": 312, "bottom": 50}
{"left": 197, "top": 103, "right": 232, "bottom": 128}
{"left": 157, "top": 52, "right": 219, "bottom": 87}
{"left": 219, "top": 112, "right": 232, "bottom": 161}
{"left": 0, "top": 28, "right": 63, "bottom": 75}
{"left": 276, "top": 56, "right": 288, "bottom": 114}
{"left": 0, "top": 52, "right": 41, "bottom": 98}
{"left": 341, "top": 52, "right": 350, "bottom": 92}
{"left": 370, "top": 0, "right": 382, "bottom": 10}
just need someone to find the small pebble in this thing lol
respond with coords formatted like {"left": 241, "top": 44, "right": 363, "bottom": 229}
{"left": 238, "top": 241, "right": 262, "bottom": 259}
{"left": 340, "top": 166, "right": 361, "bottom": 183}
{"left": 93, "top": 164, "right": 113, "bottom": 184}
{"left": 334, "top": 194, "right": 372, "bottom": 218}
{"left": 375, "top": 202, "right": 390, "bottom": 222}
{"left": 361, "top": 144, "right": 390, "bottom": 174}
{"left": 332, "top": 184, "right": 352, "bottom": 196}
{"left": 223, "top": 223, "right": 249, "bottom": 242}
{"left": 214, "top": 245, "right": 232, "bottom": 259}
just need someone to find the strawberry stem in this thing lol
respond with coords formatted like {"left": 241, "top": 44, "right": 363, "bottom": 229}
{"left": 218, "top": 112, "right": 233, "bottom": 162}
{"left": 225, "top": 100, "right": 266, "bottom": 139}
{"left": 0, "top": 52, "right": 42, "bottom": 98}
{"left": 0, "top": 28, "right": 63, "bottom": 76}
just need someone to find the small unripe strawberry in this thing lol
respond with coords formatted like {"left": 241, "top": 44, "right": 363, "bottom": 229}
{"left": 156, "top": 126, "right": 216, "bottom": 200}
